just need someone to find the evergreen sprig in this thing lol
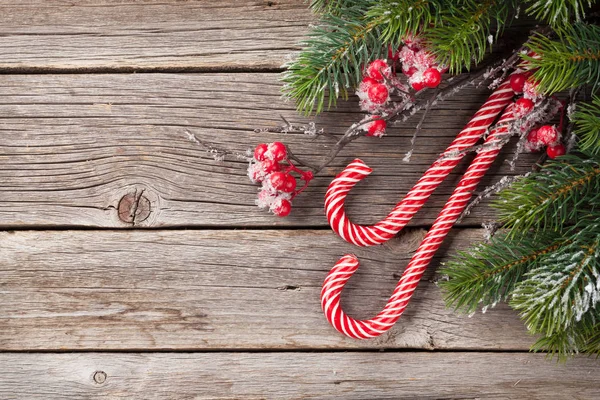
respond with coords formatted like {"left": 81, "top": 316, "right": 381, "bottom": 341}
{"left": 367, "top": 0, "right": 445, "bottom": 47}
{"left": 510, "top": 224, "right": 600, "bottom": 336}
{"left": 494, "top": 154, "right": 600, "bottom": 235}
{"left": 524, "top": 23, "right": 600, "bottom": 94}
{"left": 282, "top": 2, "right": 381, "bottom": 115}
{"left": 440, "top": 232, "right": 564, "bottom": 314}
{"left": 522, "top": 0, "right": 596, "bottom": 30}
{"left": 573, "top": 96, "right": 600, "bottom": 154}
{"left": 426, "top": 0, "right": 516, "bottom": 73}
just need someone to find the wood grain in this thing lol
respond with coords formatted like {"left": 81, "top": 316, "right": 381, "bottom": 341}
{"left": 0, "top": 229, "right": 532, "bottom": 351}
{"left": 0, "top": 73, "right": 537, "bottom": 228}
{"left": 0, "top": 0, "right": 310, "bottom": 72}
{"left": 1, "top": 352, "right": 598, "bottom": 399}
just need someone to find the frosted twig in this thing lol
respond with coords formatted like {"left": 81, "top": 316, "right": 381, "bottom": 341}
{"left": 185, "top": 129, "right": 251, "bottom": 162}
{"left": 457, "top": 174, "right": 529, "bottom": 223}
{"left": 254, "top": 115, "right": 328, "bottom": 137}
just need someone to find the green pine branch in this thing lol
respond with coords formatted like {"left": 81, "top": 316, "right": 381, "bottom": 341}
{"left": 282, "top": 3, "right": 382, "bottom": 115}
{"left": 573, "top": 96, "right": 600, "bottom": 154}
{"left": 530, "top": 314, "right": 599, "bottom": 361}
{"left": 524, "top": 23, "right": 600, "bottom": 94}
{"left": 440, "top": 232, "right": 564, "bottom": 314}
{"left": 367, "top": 0, "right": 446, "bottom": 47}
{"left": 522, "top": 0, "right": 597, "bottom": 30}
{"left": 510, "top": 224, "right": 600, "bottom": 337}
{"left": 494, "top": 153, "right": 600, "bottom": 236}
{"left": 425, "top": 0, "right": 516, "bottom": 73}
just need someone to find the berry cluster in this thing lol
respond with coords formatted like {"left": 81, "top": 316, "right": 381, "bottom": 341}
{"left": 397, "top": 39, "right": 445, "bottom": 91}
{"left": 509, "top": 73, "right": 566, "bottom": 159}
{"left": 526, "top": 125, "right": 565, "bottom": 158}
{"left": 248, "top": 142, "right": 314, "bottom": 216}
{"left": 356, "top": 38, "right": 446, "bottom": 139}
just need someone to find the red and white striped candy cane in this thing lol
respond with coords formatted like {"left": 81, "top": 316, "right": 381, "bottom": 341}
{"left": 321, "top": 103, "right": 515, "bottom": 339}
{"left": 325, "top": 79, "right": 516, "bottom": 247}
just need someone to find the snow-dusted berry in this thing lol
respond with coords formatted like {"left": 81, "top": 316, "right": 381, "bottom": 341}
{"left": 523, "top": 79, "right": 541, "bottom": 101}
{"left": 254, "top": 143, "right": 268, "bottom": 161}
{"left": 525, "top": 129, "right": 542, "bottom": 152}
{"left": 272, "top": 198, "right": 292, "bottom": 217}
{"left": 514, "top": 98, "right": 534, "bottom": 118}
{"left": 269, "top": 171, "right": 287, "bottom": 191}
{"left": 262, "top": 159, "right": 280, "bottom": 174}
{"left": 367, "top": 83, "right": 389, "bottom": 104}
{"left": 268, "top": 142, "right": 287, "bottom": 161}
{"left": 283, "top": 174, "right": 297, "bottom": 193}
{"left": 414, "top": 50, "right": 436, "bottom": 70}
{"left": 509, "top": 73, "right": 526, "bottom": 93}
{"left": 403, "top": 66, "right": 418, "bottom": 77}
{"left": 411, "top": 80, "right": 425, "bottom": 92}
{"left": 547, "top": 144, "right": 566, "bottom": 159}
{"left": 536, "top": 125, "right": 559, "bottom": 145}
{"left": 367, "top": 117, "right": 386, "bottom": 137}
{"left": 366, "top": 59, "right": 390, "bottom": 81}
{"left": 422, "top": 68, "right": 442, "bottom": 88}
{"left": 360, "top": 76, "right": 379, "bottom": 90}
{"left": 256, "top": 189, "right": 276, "bottom": 209}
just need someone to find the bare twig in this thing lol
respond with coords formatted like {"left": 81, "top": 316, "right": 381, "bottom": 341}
{"left": 404, "top": 89, "right": 438, "bottom": 163}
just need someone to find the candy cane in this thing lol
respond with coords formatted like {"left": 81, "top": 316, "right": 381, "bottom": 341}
{"left": 325, "top": 78, "right": 516, "bottom": 247}
{"left": 321, "top": 103, "right": 516, "bottom": 339}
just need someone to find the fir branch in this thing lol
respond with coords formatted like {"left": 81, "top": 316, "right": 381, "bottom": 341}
{"left": 440, "top": 232, "right": 565, "bottom": 314}
{"left": 367, "top": 0, "right": 445, "bottom": 46}
{"left": 495, "top": 153, "right": 600, "bottom": 235}
{"left": 524, "top": 23, "right": 600, "bottom": 94}
{"left": 522, "top": 0, "right": 597, "bottom": 29}
{"left": 425, "top": 0, "right": 516, "bottom": 73}
{"left": 282, "top": 3, "right": 382, "bottom": 115}
{"left": 573, "top": 96, "right": 600, "bottom": 154}
{"left": 510, "top": 224, "right": 600, "bottom": 336}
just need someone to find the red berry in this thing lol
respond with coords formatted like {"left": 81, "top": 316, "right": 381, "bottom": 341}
{"left": 547, "top": 144, "right": 566, "bottom": 159}
{"left": 403, "top": 66, "right": 418, "bottom": 77}
{"left": 367, "top": 83, "right": 389, "bottom": 104}
{"left": 527, "top": 129, "right": 539, "bottom": 144}
{"left": 411, "top": 80, "right": 425, "bottom": 91}
{"left": 254, "top": 143, "right": 268, "bottom": 161}
{"left": 510, "top": 73, "right": 526, "bottom": 93}
{"left": 536, "top": 125, "right": 559, "bottom": 146}
{"left": 514, "top": 98, "right": 535, "bottom": 117}
{"left": 367, "top": 59, "right": 390, "bottom": 81}
{"left": 268, "top": 142, "right": 287, "bottom": 162}
{"left": 302, "top": 170, "right": 314, "bottom": 181}
{"left": 361, "top": 76, "right": 379, "bottom": 88}
{"left": 273, "top": 199, "right": 292, "bottom": 217}
{"left": 262, "top": 159, "right": 280, "bottom": 174}
{"left": 282, "top": 174, "right": 297, "bottom": 193}
{"left": 367, "top": 117, "right": 387, "bottom": 137}
{"left": 269, "top": 171, "right": 287, "bottom": 191}
{"left": 422, "top": 68, "right": 442, "bottom": 88}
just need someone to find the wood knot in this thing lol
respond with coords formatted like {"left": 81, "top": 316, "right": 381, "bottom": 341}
{"left": 118, "top": 190, "right": 151, "bottom": 225}
{"left": 93, "top": 371, "right": 107, "bottom": 384}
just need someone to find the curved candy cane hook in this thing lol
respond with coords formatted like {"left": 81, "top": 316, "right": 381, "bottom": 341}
{"left": 322, "top": 103, "right": 516, "bottom": 339}
{"left": 325, "top": 78, "right": 517, "bottom": 247}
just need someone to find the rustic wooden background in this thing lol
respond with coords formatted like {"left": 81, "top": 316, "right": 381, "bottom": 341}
{"left": 0, "top": 1, "right": 599, "bottom": 398}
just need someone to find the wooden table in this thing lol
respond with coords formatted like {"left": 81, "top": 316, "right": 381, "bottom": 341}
{"left": 0, "top": 1, "right": 598, "bottom": 398}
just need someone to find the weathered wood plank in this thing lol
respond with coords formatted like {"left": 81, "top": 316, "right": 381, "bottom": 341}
{"left": 1, "top": 352, "right": 598, "bottom": 399}
{"left": 0, "top": 73, "right": 537, "bottom": 228}
{"left": 0, "top": 0, "right": 310, "bottom": 71}
{"left": 0, "top": 229, "right": 532, "bottom": 350}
